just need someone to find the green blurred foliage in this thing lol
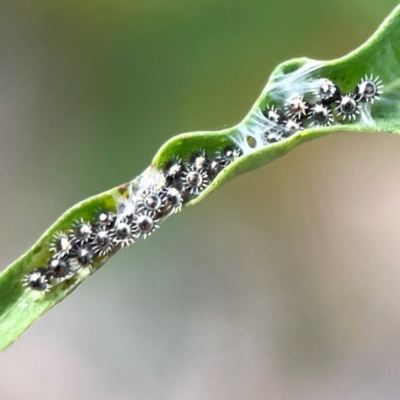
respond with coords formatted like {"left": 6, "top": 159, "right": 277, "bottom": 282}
{"left": 1, "top": 0, "right": 395, "bottom": 262}
{"left": 8, "top": 0, "right": 400, "bottom": 195}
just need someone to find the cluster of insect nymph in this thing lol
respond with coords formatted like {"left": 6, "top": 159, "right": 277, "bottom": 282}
{"left": 261, "top": 74, "right": 383, "bottom": 144}
{"left": 23, "top": 71, "right": 384, "bottom": 292}
{"left": 24, "top": 145, "right": 243, "bottom": 292}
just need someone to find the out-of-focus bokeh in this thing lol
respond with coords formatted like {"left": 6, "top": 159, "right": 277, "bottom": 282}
{"left": 1, "top": 0, "right": 400, "bottom": 399}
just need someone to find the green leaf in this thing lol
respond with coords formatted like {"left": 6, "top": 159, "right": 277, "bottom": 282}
{"left": 1, "top": 4, "right": 400, "bottom": 351}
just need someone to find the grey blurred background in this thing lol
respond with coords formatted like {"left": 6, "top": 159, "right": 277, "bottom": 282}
{"left": 1, "top": 0, "right": 400, "bottom": 399}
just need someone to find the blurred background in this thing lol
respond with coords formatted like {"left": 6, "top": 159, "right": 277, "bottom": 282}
{"left": 1, "top": 0, "right": 400, "bottom": 399}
